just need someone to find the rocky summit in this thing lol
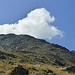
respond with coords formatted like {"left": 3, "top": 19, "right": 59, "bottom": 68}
{"left": 0, "top": 34, "right": 75, "bottom": 75}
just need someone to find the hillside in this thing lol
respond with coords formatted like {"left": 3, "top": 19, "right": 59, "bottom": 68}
{"left": 0, "top": 34, "right": 75, "bottom": 75}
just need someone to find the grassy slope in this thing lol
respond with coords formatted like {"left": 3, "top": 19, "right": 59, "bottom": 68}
{"left": 0, "top": 62, "right": 74, "bottom": 75}
{"left": 0, "top": 50, "right": 75, "bottom": 75}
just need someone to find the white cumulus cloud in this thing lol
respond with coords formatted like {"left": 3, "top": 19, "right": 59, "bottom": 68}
{"left": 0, "top": 8, "right": 63, "bottom": 39}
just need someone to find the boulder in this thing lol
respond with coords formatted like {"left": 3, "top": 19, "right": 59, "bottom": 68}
{"left": 11, "top": 65, "right": 29, "bottom": 75}
{"left": 0, "top": 55, "right": 6, "bottom": 59}
{"left": 44, "top": 69, "right": 55, "bottom": 75}
{"left": 66, "top": 66, "right": 75, "bottom": 73}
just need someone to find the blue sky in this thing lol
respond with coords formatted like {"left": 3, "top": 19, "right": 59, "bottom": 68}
{"left": 0, "top": 0, "right": 75, "bottom": 50}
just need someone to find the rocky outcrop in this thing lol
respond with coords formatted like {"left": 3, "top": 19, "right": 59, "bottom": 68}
{"left": 11, "top": 65, "right": 29, "bottom": 75}
{"left": 66, "top": 66, "right": 75, "bottom": 73}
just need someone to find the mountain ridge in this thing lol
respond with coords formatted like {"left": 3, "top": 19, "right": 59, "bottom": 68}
{"left": 71, "top": 51, "right": 75, "bottom": 54}
{"left": 0, "top": 34, "right": 68, "bottom": 50}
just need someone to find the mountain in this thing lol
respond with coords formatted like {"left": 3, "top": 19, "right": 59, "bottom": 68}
{"left": 0, "top": 34, "right": 75, "bottom": 65}
{"left": 0, "top": 34, "right": 75, "bottom": 75}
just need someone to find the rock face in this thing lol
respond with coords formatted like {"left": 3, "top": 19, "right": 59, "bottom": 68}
{"left": 11, "top": 65, "right": 29, "bottom": 75}
{"left": 0, "top": 34, "right": 40, "bottom": 50}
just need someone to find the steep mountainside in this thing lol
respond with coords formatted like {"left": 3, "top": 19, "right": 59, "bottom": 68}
{"left": 0, "top": 34, "right": 75, "bottom": 75}
{"left": 0, "top": 34, "right": 75, "bottom": 66}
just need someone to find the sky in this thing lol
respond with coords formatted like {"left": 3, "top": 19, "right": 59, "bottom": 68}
{"left": 0, "top": 0, "right": 75, "bottom": 50}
